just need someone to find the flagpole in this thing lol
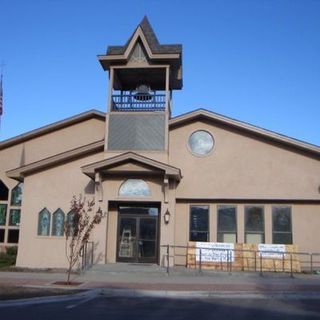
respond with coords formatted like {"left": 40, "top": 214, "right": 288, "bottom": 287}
{"left": 0, "top": 72, "right": 3, "bottom": 132}
{"left": 0, "top": 62, "right": 5, "bottom": 134}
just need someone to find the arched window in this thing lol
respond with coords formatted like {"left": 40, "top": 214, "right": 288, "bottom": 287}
{"left": 52, "top": 209, "right": 65, "bottom": 236}
{"left": 11, "top": 183, "right": 23, "bottom": 206}
{"left": 0, "top": 180, "right": 9, "bottom": 201}
{"left": 119, "top": 179, "right": 151, "bottom": 197}
{"left": 38, "top": 208, "right": 51, "bottom": 236}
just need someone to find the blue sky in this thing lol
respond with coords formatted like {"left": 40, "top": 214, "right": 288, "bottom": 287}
{"left": 0, "top": 0, "right": 319, "bottom": 145}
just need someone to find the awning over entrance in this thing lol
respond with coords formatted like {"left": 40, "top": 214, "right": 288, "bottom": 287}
{"left": 81, "top": 152, "right": 182, "bottom": 181}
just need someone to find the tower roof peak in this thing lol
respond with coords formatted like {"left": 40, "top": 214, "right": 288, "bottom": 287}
{"left": 102, "top": 16, "right": 182, "bottom": 56}
{"left": 98, "top": 16, "right": 183, "bottom": 89}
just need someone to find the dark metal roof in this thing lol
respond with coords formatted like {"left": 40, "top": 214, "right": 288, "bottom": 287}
{"left": 106, "top": 16, "right": 182, "bottom": 55}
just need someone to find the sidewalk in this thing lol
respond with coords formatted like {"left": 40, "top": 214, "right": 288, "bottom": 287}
{"left": 1, "top": 264, "right": 320, "bottom": 296}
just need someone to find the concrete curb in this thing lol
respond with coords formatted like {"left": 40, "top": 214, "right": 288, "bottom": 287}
{"left": 99, "top": 288, "right": 320, "bottom": 300}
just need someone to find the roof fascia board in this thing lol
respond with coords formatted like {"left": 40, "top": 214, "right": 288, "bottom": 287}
{"left": 98, "top": 53, "right": 180, "bottom": 61}
{"left": 82, "top": 152, "right": 181, "bottom": 180}
{"left": 6, "top": 140, "right": 105, "bottom": 181}
{"left": 169, "top": 110, "right": 320, "bottom": 156}
{"left": 124, "top": 27, "right": 153, "bottom": 60}
{"left": 112, "top": 64, "right": 170, "bottom": 69}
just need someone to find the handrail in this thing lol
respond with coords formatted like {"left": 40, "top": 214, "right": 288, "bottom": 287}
{"left": 161, "top": 244, "right": 320, "bottom": 276}
{"left": 80, "top": 241, "right": 94, "bottom": 271}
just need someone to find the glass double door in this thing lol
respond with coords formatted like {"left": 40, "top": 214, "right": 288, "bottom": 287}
{"left": 117, "top": 208, "right": 159, "bottom": 263}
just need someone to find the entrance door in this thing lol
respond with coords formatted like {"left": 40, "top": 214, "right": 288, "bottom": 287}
{"left": 117, "top": 206, "right": 159, "bottom": 263}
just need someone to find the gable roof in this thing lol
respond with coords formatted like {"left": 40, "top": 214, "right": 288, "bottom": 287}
{"left": 0, "top": 109, "right": 106, "bottom": 151}
{"left": 169, "top": 109, "right": 320, "bottom": 158}
{"left": 81, "top": 151, "right": 182, "bottom": 181}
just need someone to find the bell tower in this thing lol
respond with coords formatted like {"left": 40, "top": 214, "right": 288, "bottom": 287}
{"left": 98, "top": 17, "right": 182, "bottom": 156}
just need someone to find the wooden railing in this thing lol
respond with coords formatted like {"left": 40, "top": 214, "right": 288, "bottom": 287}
{"left": 112, "top": 93, "right": 166, "bottom": 111}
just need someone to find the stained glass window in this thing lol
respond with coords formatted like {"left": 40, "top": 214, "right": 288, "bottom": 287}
{"left": 245, "top": 206, "right": 264, "bottom": 244}
{"left": 9, "top": 209, "right": 20, "bottom": 226}
{"left": 189, "top": 206, "right": 209, "bottom": 242}
{"left": 0, "top": 203, "right": 7, "bottom": 226}
{"left": 0, "top": 229, "right": 5, "bottom": 242}
{"left": 66, "top": 210, "right": 78, "bottom": 237}
{"left": 38, "top": 208, "right": 51, "bottom": 236}
{"left": 0, "top": 204, "right": 7, "bottom": 225}
{"left": 119, "top": 179, "right": 151, "bottom": 197}
{"left": 11, "top": 183, "right": 23, "bottom": 206}
{"left": 7, "top": 230, "right": 19, "bottom": 243}
{"left": 188, "top": 130, "right": 214, "bottom": 156}
{"left": 0, "top": 180, "right": 9, "bottom": 201}
{"left": 52, "top": 209, "right": 65, "bottom": 236}
{"left": 217, "top": 205, "right": 237, "bottom": 243}
{"left": 272, "top": 206, "right": 292, "bottom": 244}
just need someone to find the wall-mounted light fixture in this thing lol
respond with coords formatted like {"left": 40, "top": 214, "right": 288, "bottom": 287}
{"left": 164, "top": 209, "right": 170, "bottom": 224}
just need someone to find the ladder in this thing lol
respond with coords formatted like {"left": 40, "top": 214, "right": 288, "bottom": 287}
{"left": 119, "top": 228, "right": 134, "bottom": 258}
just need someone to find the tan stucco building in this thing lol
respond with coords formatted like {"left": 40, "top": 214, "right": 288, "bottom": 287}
{"left": 0, "top": 17, "right": 319, "bottom": 269}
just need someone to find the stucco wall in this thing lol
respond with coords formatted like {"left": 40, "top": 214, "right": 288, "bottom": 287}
{"left": 16, "top": 152, "right": 104, "bottom": 268}
{"left": 169, "top": 120, "right": 320, "bottom": 199}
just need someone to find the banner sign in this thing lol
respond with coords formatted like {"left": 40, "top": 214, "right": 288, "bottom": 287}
{"left": 258, "top": 244, "right": 286, "bottom": 259}
{"left": 196, "top": 242, "right": 235, "bottom": 262}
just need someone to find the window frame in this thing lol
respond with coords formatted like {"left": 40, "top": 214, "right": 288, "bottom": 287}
{"left": 217, "top": 205, "right": 237, "bottom": 243}
{"left": 244, "top": 205, "right": 265, "bottom": 244}
{"left": 272, "top": 206, "right": 292, "bottom": 244}
{"left": 189, "top": 205, "right": 210, "bottom": 242}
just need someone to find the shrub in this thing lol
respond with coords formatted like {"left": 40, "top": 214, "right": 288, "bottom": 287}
{"left": 6, "top": 246, "right": 18, "bottom": 256}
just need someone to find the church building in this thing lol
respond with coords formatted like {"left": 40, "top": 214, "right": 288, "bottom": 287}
{"left": 0, "top": 17, "right": 319, "bottom": 268}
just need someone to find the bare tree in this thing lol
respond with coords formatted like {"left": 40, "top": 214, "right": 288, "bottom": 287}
{"left": 64, "top": 195, "right": 102, "bottom": 284}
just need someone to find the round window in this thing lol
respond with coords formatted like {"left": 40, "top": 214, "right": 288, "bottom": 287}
{"left": 188, "top": 130, "right": 214, "bottom": 156}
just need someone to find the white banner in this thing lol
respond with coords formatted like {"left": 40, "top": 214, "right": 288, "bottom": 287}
{"left": 258, "top": 244, "right": 286, "bottom": 259}
{"left": 196, "top": 242, "right": 235, "bottom": 262}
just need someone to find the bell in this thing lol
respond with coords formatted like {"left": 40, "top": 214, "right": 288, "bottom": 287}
{"left": 133, "top": 84, "right": 152, "bottom": 101}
